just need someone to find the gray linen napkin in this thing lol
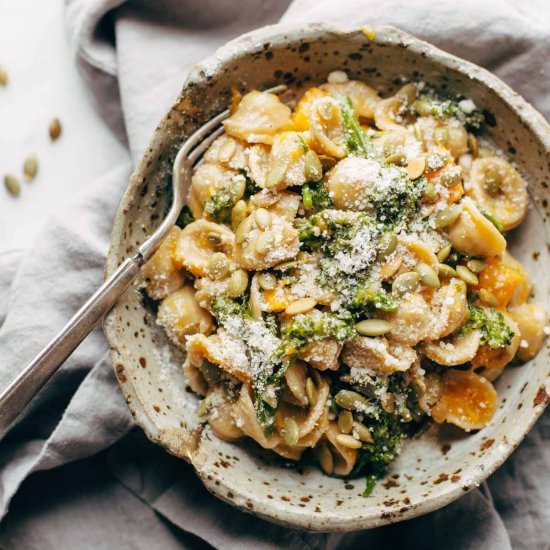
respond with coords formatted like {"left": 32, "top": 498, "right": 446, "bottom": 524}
{"left": 1, "top": 1, "right": 549, "bottom": 548}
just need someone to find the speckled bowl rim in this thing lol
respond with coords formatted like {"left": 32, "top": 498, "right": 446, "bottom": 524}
{"left": 104, "top": 23, "right": 550, "bottom": 531}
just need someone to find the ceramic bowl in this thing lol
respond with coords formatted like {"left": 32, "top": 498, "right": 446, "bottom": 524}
{"left": 104, "top": 23, "right": 550, "bottom": 531}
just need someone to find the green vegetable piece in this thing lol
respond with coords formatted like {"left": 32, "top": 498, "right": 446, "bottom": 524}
{"left": 176, "top": 205, "right": 194, "bottom": 228}
{"left": 460, "top": 305, "right": 514, "bottom": 349}
{"left": 339, "top": 96, "right": 369, "bottom": 156}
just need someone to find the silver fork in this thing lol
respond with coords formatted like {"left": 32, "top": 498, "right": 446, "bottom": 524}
{"left": 0, "top": 84, "right": 287, "bottom": 437}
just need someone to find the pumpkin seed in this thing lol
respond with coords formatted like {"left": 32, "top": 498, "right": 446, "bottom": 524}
{"left": 335, "top": 390, "right": 369, "bottom": 411}
{"left": 231, "top": 200, "right": 248, "bottom": 230}
{"left": 413, "top": 122, "right": 424, "bottom": 142}
{"left": 436, "top": 244, "right": 452, "bottom": 262}
{"left": 304, "top": 150, "right": 322, "bottom": 181}
{"left": 231, "top": 175, "right": 246, "bottom": 201}
{"left": 255, "top": 230, "right": 274, "bottom": 255}
{"left": 227, "top": 269, "right": 249, "bottom": 297}
{"left": 257, "top": 272, "right": 276, "bottom": 290}
{"left": 413, "top": 98, "right": 433, "bottom": 117}
{"left": 218, "top": 137, "right": 236, "bottom": 163}
{"left": 282, "top": 417, "right": 300, "bottom": 446}
{"left": 353, "top": 422, "right": 374, "bottom": 443}
{"left": 377, "top": 232, "right": 397, "bottom": 260}
{"left": 385, "top": 151, "right": 406, "bottom": 165}
{"left": 335, "top": 434, "right": 362, "bottom": 449}
{"left": 265, "top": 163, "right": 287, "bottom": 189}
{"left": 415, "top": 262, "right": 440, "bottom": 288}
{"left": 407, "top": 156, "right": 426, "bottom": 180}
{"left": 456, "top": 265, "right": 479, "bottom": 286}
{"left": 235, "top": 216, "right": 252, "bottom": 244}
{"left": 48, "top": 118, "right": 62, "bottom": 141}
{"left": 479, "top": 288, "right": 498, "bottom": 307}
{"left": 355, "top": 319, "right": 392, "bottom": 336}
{"left": 438, "top": 263, "right": 458, "bottom": 278}
{"left": 306, "top": 377, "right": 317, "bottom": 407}
{"left": 468, "top": 133, "right": 478, "bottom": 158}
{"left": 392, "top": 271, "right": 420, "bottom": 296}
{"left": 254, "top": 208, "right": 272, "bottom": 230}
{"left": 0, "top": 65, "right": 8, "bottom": 86}
{"left": 285, "top": 297, "right": 316, "bottom": 316}
{"left": 338, "top": 410, "right": 354, "bottom": 434}
{"left": 23, "top": 155, "right": 38, "bottom": 181}
{"left": 318, "top": 444, "right": 334, "bottom": 475}
{"left": 208, "top": 252, "right": 229, "bottom": 279}
{"left": 434, "top": 205, "right": 461, "bottom": 229}
{"left": 424, "top": 182, "right": 437, "bottom": 201}
{"left": 466, "top": 259, "right": 486, "bottom": 273}
{"left": 197, "top": 395, "right": 211, "bottom": 417}
{"left": 4, "top": 174, "right": 20, "bottom": 197}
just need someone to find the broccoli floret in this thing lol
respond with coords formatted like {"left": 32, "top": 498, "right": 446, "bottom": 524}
{"left": 302, "top": 181, "right": 332, "bottom": 211}
{"left": 241, "top": 169, "right": 260, "bottom": 198}
{"left": 461, "top": 305, "right": 514, "bottom": 349}
{"left": 339, "top": 96, "right": 369, "bottom": 156}
{"left": 175, "top": 205, "right": 194, "bottom": 228}
{"left": 211, "top": 296, "right": 249, "bottom": 323}
{"left": 413, "top": 90, "right": 485, "bottom": 132}
{"left": 203, "top": 189, "right": 234, "bottom": 223}
{"left": 351, "top": 285, "right": 399, "bottom": 315}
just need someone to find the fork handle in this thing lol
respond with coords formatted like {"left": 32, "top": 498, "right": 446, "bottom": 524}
{"left": 0, "top": 254, "right": 142, "bottom": 438}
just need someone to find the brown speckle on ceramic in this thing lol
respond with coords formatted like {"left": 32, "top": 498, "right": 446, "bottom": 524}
{"left": 103, "top": 23, "right": 550, "bottom": 531}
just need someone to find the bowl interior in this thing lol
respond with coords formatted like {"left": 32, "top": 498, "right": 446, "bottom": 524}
{"left": 104, "top": 24, "right": 550, "bottom": 531}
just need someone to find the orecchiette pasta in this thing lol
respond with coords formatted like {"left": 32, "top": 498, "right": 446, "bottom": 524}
{"left": 141, "top": 72, "right": 546, "bottom": 491}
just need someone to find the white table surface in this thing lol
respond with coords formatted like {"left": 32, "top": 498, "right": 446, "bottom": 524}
{"left": 0, "top": 0, "right": 128, "bottom": 251}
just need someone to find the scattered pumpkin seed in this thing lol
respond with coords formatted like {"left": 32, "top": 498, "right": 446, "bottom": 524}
{"left": 227, "top": 269, "right": 249, "bottom": 298}
{"left": 466, "top": 259, "right": 486, "bottom": 273}
{"left": 355, "top": 319, "right": 392, "bottom": 337}
{"left": 437, "top": 263, "right": 458, "bottom": 278}
{"left": 392, "top": 271, "right": 420, "bottom": 296}
{"left": 231, "top": 200, "right": 248, "bottom": 230}
{"left": 197, "top": 395, "right": 211, "bottom": 417}
{"left": 385, "top": 151, "right": 407, "bottom": 165}
{"left": 479, "top": 288, "right": 498, "bottom": 307}
{"left": 434, "top": 205, "right": 461, "bottom": 229}
{"left": 255, "top": 230, "right": 274, "bottom": 255}
{"left": 353, "top": 421, "right": 374, "bottom": 443}
{"left": 413, "top": 122, "right": 424, "bottom": 142}
{"left": 377, "top": 232, "right": 397, "bottom": 260}
{"left": 424, "top": 182, "right": 437, "bottom": 201}
{"left": 468, "top": 133, "right": 478, "bottom": 158}
{"left": 285, "top": 297, "right": 316, "bottom": 316}
{"left": 306, "top": 377, "right": 317, "bottom": 407}
{"left": 436, "top": 244, "right": 452, "bottom": 262}
{"left": 235, "top": 215, "right": 252, "bottom": 244}
{"left": 318, "top": 444, "right": 334, "bottom": 475}
{"left": 0, "top": 65, "right": 8, "bottom": 87}
{"left": 254, "top": 208, "right": 272, "bottom": 230}
{"left": 456, "top": 265, "right": 479, "bottom": 286}
{"left": 407, "top": 156, "right": 426, "bottom": 180}
{"left": 4, "top": 174, "right": 20, "bottom": 197}
{"left": 415, "top": 262, "right": 440, "bottom": 288}
{"left": 218, "top": 138, "right": 236, "bottom": 163}
{"left": 49, "top": 118, "right": 62, "bottom": 141}
{"left": 338, "top": 410, "right": 354, "bottom": 434}
{"left": 304, "top": 150, "right": 322, "bottom": 181}
{"left": 23, "top": 155, "right": 39, "bottom": 182}
{"left": 282, "top": 417, "right": 300, "bottom": 446}
{"left": 208, "top": 253, "right": 230, "bottom": 279}
{"left": 231, "top": 175, "right": 246, "bottom": 201}
{"left": 335, "top": 390, "right": 369, "bottom": 411}
{"left": 335, "top": 434, "right": 362, "bottom": 449}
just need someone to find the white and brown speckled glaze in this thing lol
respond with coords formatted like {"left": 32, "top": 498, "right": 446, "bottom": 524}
{"left": 103, "top": 24, "right": 550, "bottom": 531}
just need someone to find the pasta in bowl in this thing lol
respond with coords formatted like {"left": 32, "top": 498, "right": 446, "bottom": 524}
{"left": 141, "top": 76, "right": 545, "bottom": 494}
{"left": 104, "top": 24, "right": 550, "bottom": 530}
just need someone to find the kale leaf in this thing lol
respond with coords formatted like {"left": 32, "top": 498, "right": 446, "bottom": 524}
{"left": 460, "top": 305, "right": 514, "bottom": 349}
